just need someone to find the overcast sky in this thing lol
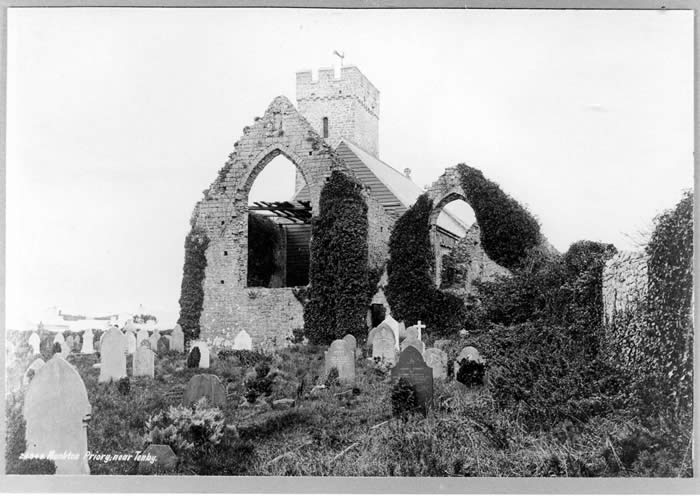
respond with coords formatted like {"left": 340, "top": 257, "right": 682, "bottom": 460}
{"left": 6, "top": 8, "right": 693, "bottom": 328}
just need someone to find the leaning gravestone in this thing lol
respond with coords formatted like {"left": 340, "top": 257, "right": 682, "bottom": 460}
{"left": 81, "top": 329, "right": 95, "bottom": 354}
{"left": 133, "top": 341, "right": 155, "bottom": 378}
{"left": 423, "top": 348, "right": 448, "bottom": 380}
{"left": 188, "top": 341, "right": 210, "bottom": 369}
{"left": 400, "top": 336, "right": 425, "bottom": 355}
{"left": 157, "top": 336, "right": 170, "bottom": 354}
{"left": 171, "top": 324, "right": 185, "bottom": 353}
{"left": 148, "top": 331, "right": 161, "bottom": 352}
{"left": 137, "top": 444, "right": 178, "bottom": 475}
{"left": 23, "top": 356, "right": 92, "bottom": 474}
{"left": 183, "top": 374, "right": 227, "bottom": 407}
{"left": 391, "top": 345, "right": 433, "bottom": 413}
{"left": 136, "top": 329, "right": 149, "bottom": 350}
{"left": 372, "top": 330, "right": 397, "bottom": 365}
{"left": 343, "top": 334, "right": 358, "bottom": 359}
{"left": 28, "top": 332, "right": 41, "bottom": 355}
{"left": 324, "top": 339, "right": 355, "bottom": 384}
{"left": 125, "top": 331, "right": 137, "bottom": 354}
{"left": 99, "top": 327, "right": 127, "bottom": 383}
{"left": 233, "top": 329, "right": 252, "bottom": 351}
{"left": 23, "top": 358, "right": 46, "bottom": 386}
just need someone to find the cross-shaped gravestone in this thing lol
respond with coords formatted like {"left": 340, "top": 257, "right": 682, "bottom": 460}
{"left": 415, "top": 321, "right": 426, "bottom": 339}
{"left": 391, "top": 345, "right": 433, "bottom": 413}
{"left": 24, "top": 356, "right": 92, "bottom": 474}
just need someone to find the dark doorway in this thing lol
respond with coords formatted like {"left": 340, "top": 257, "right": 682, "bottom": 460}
{"left": 370, "top": 303, "right": 386, "bottom": 328}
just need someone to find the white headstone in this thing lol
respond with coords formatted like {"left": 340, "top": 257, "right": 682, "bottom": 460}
{"left": 28, "top": 332, "right": 41, "bottom": 355}
{"left": 381, "top": 314, "right": 399, "bottom": 339}
{"left": 125, "top": 331, "right": 137, "bottom": 354}
{"left": 99, "top": 327, "right": 127, "bottom": 383}
{"left": 133, "top": 344, "right": 155, "bottom": 378}
{"left": 81, "top": 329, "right": 95, "bottom": 354}
{"left": 377, "top": 319, "right": 400, "bottom": 349}
{"left": 52, "top": 332, "right": 70, "bottom": 356}
{"left": 372, "top": 331, "right": 397, "bottom": 365}
{"left": 324, "top": 339, "right": 355, "bottom": 384}
{"left": 171, "top": 324, "right": 185, "bottom": 353}
{"left": 189, "top": 341, "right": 210, "bottom": 369}
{"left": 423, "top": 347, "right": 448, "bottom": 380}
{"left": 136, "top": 329, "right": 149, "bottom": 349}
{"left": 233, "top": 330, "right": 253, "bottom": 351}
{"left": 23, "top": 357, "right": 91, "bottom": 474}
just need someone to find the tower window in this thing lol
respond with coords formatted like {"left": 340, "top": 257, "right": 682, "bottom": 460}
{"left": 322, "top": 117, "right": 329, "bottom": 138}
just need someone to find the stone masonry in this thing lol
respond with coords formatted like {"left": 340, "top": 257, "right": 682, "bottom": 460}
{"left": 602, "top": 250, "right": 649, "bottom": 325}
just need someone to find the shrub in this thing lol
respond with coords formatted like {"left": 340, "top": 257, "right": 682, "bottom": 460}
{"left": 385, "top": 194, "right": 467, "bottom": 341}
{"left": 187, "top": 347, "right": 201, "bottom": 368}
{"left": 247, "top": 212, "right": 282, "bottom": 287}
{"left": 455, "top": 359, "right": 485, "bottom": 387}
{"left": 457, "top": 164, "right": 542, "bottom": 269}
{"left": 244, "top": 361, "right": 275, "bottom": 402}
{"left": 304, "top": 170, "right": 370, "bottom": 344}
{"left": 177, "top": 227, "right": 210, "bottom": 343}
{"left": 117, "top": 378, "right": 131, "bottom": 395}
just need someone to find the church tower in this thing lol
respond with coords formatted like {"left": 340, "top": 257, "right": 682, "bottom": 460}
{"left": 295, "top": 66, "right": 380, "bottom": 157}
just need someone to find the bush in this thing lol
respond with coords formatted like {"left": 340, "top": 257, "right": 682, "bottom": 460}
{"left": 117, "top": 378, "right": 131, "bottom": 395}
{"left": 457, "top": 164, "right": 542, "bottom": 269}
{"left": 144, "top": 399, "right": 226, "bottom": 454}
{"left": 455, "top": 360, "right": 485, "bottom": 387}
{"left": 177, "top": 227, "right": 210, "bottom": 343}
{"left": 385, "top": 194, "right": 467, "bottom": 341}
{"left": 304, "top": 170, "right": 371, "bottom": 344}
{"left": 247, "top": 212, "right": 282, "bottom": 287}
{"left": 244, "top": 361, "right": 275, "bottom": 402}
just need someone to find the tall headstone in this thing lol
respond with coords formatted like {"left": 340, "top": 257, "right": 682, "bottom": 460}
{"left": 183, "top": 374, "right": 227, "bottom": 407}
{"left": 188, "top": 341, "right": 210, "bottom": 369}
{"left": 136, "top": 329, "right": 149, "bottom": 350}
{"left": 232, "top": 329, "right": 253, "bottom": 351}
{"left": 324, "top": 339, "right": 355, "bottom": 384}
{"left": 133, "top": 342, "right": 155, "bottom": 378}
{"left": 125, "top": 331, "right": 137, "bottom": 354}
{"left": 372, "top": 331, "right": 397, "bottom": 365}
{"left": 23, "top": 357, "right": 92, "bottom": 474}
{"left": 171, "top": 324, "right": 185, "bottom": 353}
{"left": 99, "top": 327, "right": 127, "bottom": 383}
{"left": 148, "top": 331, "right": 161, "bottom": 352}
{"left": 391, "top": 346, "right": 433, "bottom": 413}
{"left": 28, "top": 332, "right": 41, "bottom": 355}
{"left": 342, "top": 334, "right": 358, "bottom": 359}
{"left": 23, "top": 358, "right": 45, "bottom": 386}
{"left": 423, "top": 348, "right": 448, "bottom": 380}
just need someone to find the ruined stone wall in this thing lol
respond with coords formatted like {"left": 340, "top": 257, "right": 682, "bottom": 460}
{"left": 602, "top": 250, "right": 649, "bottom": 325}
{"left": 191, "top": 96, "right": 339, "bottom": 344}
{"left": 296, "top": 66, "right": 380, "bottom": 157}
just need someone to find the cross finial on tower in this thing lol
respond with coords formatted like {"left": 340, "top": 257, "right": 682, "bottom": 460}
{"left": 333, "top": 49, "right": 345, "bottom": 67}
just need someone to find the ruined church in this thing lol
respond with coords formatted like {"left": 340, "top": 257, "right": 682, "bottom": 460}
{"left": 186, "top": 65, "right": 506, "bottom": 346}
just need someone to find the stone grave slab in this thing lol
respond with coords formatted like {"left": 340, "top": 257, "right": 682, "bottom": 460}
{"left": 372, "top": 330, "right": 397, "bottom": 365}
{"left": 170, "top": 324, "right": 185, "bottom": 353}
{"left": 23, "top": 357, "right": 92, "bottom": 474}
{"left": 99, "top": 327, "right": 127, "bottom": 383}
{"left": 423, "top": 348, "right": 448, "bottom": 380}
{"left": 183, "top": 374, "right": 227, "bottom": 407}
{"left": 133, "top": 344, "right": 155, "bottom": 378}
{"left": 148, "top": 331, "right": 161, "bottom": 352}
{"left": 28, "top": 332, "right": 41, "bottom": 355}
{"left": 136, "top": 329, "right": 149, "bottom": 350}
{"left": 125, "top": 331, "right": 137, "bottom": 354}
{"left": 391, "top": 345, "right": 433, "bottom": 413}
{"left": 342, "top": 334, "right": 358, "bottom": 359}
{"left": 233, "top": 329, "right": 253, "bottom": 351}
{"left": 81, "top": 330, "right": 95, "bottom": 354}
{"left": 324, "top": 339, "right": 355, "bottom": 384}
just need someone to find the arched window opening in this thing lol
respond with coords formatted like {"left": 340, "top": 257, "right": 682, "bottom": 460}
{"left": 322, "top": 117, "right": 329, "bottom": 138}
{"left": 434, "top": 199, "right": 476, "bottom": 288}
{"left": 247, "top": 155, "right": 312, "bottom": 288}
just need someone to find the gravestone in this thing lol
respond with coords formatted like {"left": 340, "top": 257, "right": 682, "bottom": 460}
{"left": 125, "top": 331, "right": 137, "bottom": 354}
{"left": 391, "top": 346, "right": 433, "bottom": 413}
{"left": 342, "top": 334, "right": 358, "bottom": 359}
{"left": 23, "top": 358, "right": 46, "bottom": 386}
{"left": 148, "top": 331, "right": 161, "bottom": 352}
{"left": 233, "top": 329, "right": 253, "bottom": 351}
{"left": 456, "top": 346, "right": 484, "bottom": 364}
{"left": 99, "top": 327, "right": 127, "bottom": 383}
{"left": 183, "top": 374, "right": 227, "bottom": 407}
{"left": 157, "top": 336, "right": 170, "bottom": 354}
{"left": 133, "top": 343, "right": 155, "bottom": 378}
{"left": 81, "top": 329, "right": 95, "bottom": 354}
{"left": 367, "top": 323, "right": 395, "bottom": 348}
{"left": 381, "top": 314, "right": 399, "bottom": 339}
{"left": 372, "top": 331, "right": 397, "bottom": 365}
{"left": 404, "top": 326, "right": 420, "bottom": 341}
{"left": 377, "top": 319, "right": 400, "bottom": 349}
{"left": 28, "top": 332, "right": 41, "bottom": 355}
{"left": 53, "top": 332, "right": 70, "bottom": 356}
{"left": 400, "top": 336, "right": 425, "bottom": 355}
{"left": 188, "top": 341, "right": 210, "bottom": 369}
{"left": 23, "top": 356, "right": 92, "bottom": 474}
{"left": 187, "top": 347, "right": 201, "bottom": 368}
{"left": 137, "top": 444, "right": 178, "bottom": 475}
{"left": 170, "top": 324, "right": 185, "bottom": 353}
{"left": 136, "top": 329, "right": 149, "bottom": 350}
{"left": 324, "top": 339, "right": 355, "bottom": 384}
{"left": 423, "top": 348, "right": 448, "bottom": 380}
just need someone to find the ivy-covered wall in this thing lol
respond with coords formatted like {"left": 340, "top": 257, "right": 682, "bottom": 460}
{"left": 177, "top": 227, "right": 210, "bottom": 343}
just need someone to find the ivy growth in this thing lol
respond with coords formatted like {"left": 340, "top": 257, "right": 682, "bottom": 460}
{"left": 177, "top": 227, "right": 210, "bottom": 343}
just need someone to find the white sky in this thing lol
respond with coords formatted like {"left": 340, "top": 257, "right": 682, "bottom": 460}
{"left": 6, "top": 8, "right": 693, "bottom": 328}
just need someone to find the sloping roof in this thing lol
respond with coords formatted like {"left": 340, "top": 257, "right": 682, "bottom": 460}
{"left": 293, "top": 138, "right": 472, "bottom": 237}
